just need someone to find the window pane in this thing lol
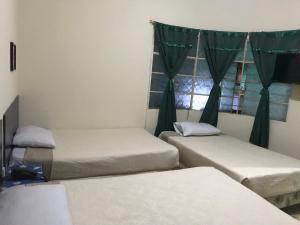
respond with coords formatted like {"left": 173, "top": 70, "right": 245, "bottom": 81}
{"left": 194, "top": 78, "right": 213, "bottom": 95}
{"left": 224, "top": 72, "right": 236, "bottom": 81}
{"left": 150, "top": 74, "right": 168, "bottom": 92}
{"left": 241, "top": 61, "right": 260, "bottom": 116}
{"left": 243, "top": 63, "right": 260, "bottom": 82}
{"left": 270, "top": 103, "right": 288, "bottom": 122}
{"left": 149, "top": 92, "right": 192, "bottom": 110}
{"left": 243, "top": 65, "right": 291, "bottom": 103}
{"left": 241, "top": 98, "right": 258, "bottom": 116}
{"left": 221, "top": 63, "right": 237, "bottom": 112}
{"left": 235, "top": 49, "right": 244, "bottom": 62}
{"left": 244, "top": 82, "right": 261, "bottom": 100}
{"left": 270, "top": 94, "right": 290, "bottom": 104}
{"left": 149, "top": 33, "right": 291, "bottom": 122}
{"left": 221, "top": 87, "right": 234, "bottom": 97}
{"left": 245, "top": 41, "right": 254, "bottom": 62}
{"left": 226, "top": 62, "right": 239, "bottom": 80}
{"left": 175, "top": 94, "right": 191, "bottom": 109}
{"left": 196, "top": 60, "right": 211, "bottom": 78}
{"left": 222, "top": 79, "right": 235, "bottom": 89}
{"left": 220, "top": 96, "right": 233, "bottom": 112}
{"left": 174, "top": 76, "right": 193, "bottom": 94}
{"left": 270, "top": 83, "right": 291, "bottom": 97}
{"left": 241, "top": 98, "right": 289, "bottom": 121}
{"left": 150, "top": 74, "right": 194, "bottom": 94}
{"left": 198, "top": 38, "right": 205, "bottom": 58}
{"left": 241, "top": 61, "right": 291, "bottom": 121}
{"left": 242, "top": 62, "right": 261, "bottom": 120}
{"left": 149, "top": 92, "right": 163, "bottom": 109}
{"left": 192, "top": 95, "right": 209, "bottom": 110}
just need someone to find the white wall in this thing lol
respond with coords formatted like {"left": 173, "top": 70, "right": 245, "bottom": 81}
{"left": 19, "top": 0, "right": 300, "bottom": 158}
{"left": 0, "top": 0, "right": 18, "bottom": 116}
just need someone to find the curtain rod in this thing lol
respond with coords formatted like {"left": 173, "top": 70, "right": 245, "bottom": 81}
{"left": 149, "top": 20, "right": 247, "bottom": 32}
{"left": 149, "top": 21, "right": 300, "bottom": 33}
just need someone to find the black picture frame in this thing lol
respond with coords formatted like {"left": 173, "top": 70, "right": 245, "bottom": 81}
{"left": 10, "top": 42, "right": 14, "bottom": 71}
{"left": 10, "top": 42, "right": 16, "bottom": 72}
{"left": 13, "top": 43, "right": 16, "bottom": 70}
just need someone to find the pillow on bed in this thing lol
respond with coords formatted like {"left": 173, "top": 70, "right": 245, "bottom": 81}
{"left": 13, "top": 125, "right": 56, "bottom": 148}
{"left": 173, "top": 122, "right": 221, "bottom": 137}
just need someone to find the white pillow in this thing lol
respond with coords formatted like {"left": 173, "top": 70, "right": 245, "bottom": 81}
{"left": 173, "top": 122, "right": 221, "bottom": 137}
{"left": 13, "top": 125, "right": 56, "bottom": 148}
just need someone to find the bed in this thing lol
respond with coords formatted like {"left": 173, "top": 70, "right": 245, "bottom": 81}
{"left": 3, "top": 98, "right": 179, "bottom": 181}
{"left": 160, "top": 131, "right": 300, "bottom": 208}
{"left": 20, "top": 128, "right": 179, "bottom": 180}
{"left": 1, "top": 167, "right": 299, "bottom": 225}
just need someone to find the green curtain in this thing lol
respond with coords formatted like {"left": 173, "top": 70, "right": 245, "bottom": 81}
{"left": 154, "top": 23, "right": 198, "bottom": 136}
{"left": 200, "top": 30, "right": 247, "bottom": 126}
{"left": 249, "top": 30, "right": 300, "bottom": 148}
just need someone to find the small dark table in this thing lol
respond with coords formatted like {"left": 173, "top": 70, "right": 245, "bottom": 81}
{"left": 0, "top": 163, "right": 45, "bottom": 190}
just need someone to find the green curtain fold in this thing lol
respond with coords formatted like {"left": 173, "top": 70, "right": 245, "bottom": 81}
{"left": 154, "top": 22, "right": 198, "bottom": 136}
{"left": 199, "top": 30, "right": 247, "bottom": 126}
{"left": 151, "top": 21, "right": 300, "bottom": 144}
{"left": 249, "top": 30, "right": 300, "bottom": 148}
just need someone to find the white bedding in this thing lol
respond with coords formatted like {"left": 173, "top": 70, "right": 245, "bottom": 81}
{"left": 2, "top": 168, "right": 299, "bottom": 225}
{"left": 0, "top": 185, "right": 72, "bottom": 225}
{"left": 27, "top": 128, "right": 179, "bottom": 180}
{"left": 160, "top": 132, "right": 300, "bottom": 200}
{"left": 60, "top": 167, "right": 298, "bottom": 225}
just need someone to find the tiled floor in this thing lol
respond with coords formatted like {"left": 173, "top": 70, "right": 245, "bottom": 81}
{"left": 283, "top": 204, "right": 300, "bottom": 220}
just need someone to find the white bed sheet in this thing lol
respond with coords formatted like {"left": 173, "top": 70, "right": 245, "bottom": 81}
{"left": 0, "top": 185, "right": 72, "bottom": 225}
{"left": 61, "top": 167, "right": 299, "bottom": 225}
{"left": 160, "top": 132, "right": 300, "bottom": 199}
{"left": 28, "top": 128, "right": 179, "bottom": 180}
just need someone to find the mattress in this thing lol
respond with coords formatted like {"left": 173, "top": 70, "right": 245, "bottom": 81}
{"left": 23, "top": 128, "right": 179, "bottom": 180}
{"left": 58, "top": 167, "right": 299, "bottom": 225}
{"left": 160, "top": 132, "right": 300, "bottom": 204}
{"left": 0, "top": 185, "right": 72, "bottom": 225}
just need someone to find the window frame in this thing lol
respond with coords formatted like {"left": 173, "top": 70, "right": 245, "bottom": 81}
{"left": 148, "top": 33, "right": 291, "bottom": 122}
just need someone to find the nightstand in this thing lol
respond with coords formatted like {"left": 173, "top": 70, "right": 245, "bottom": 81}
{"left": 0, "top": 163, "right": 46, "bottom": 190}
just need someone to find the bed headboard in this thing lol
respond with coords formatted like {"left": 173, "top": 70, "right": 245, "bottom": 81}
{"left": 2, "top": 96, "right": 19, "bottom": 176}
{"left": 0, "top": 119, "right": 3, "bottom": 178}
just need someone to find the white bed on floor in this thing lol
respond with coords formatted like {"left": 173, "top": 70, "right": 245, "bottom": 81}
{"left": 13, "top": 128, "right": 179, "bottom": 180}
{"left": 160, "top": 131, "right": 300, "bottom": 208}
{"left": 1, "top": 168, "right": 299, "bottom": 225}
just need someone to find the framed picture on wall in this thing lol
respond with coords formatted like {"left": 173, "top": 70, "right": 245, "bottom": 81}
{"left": 10, "top": 42, "right": 16, "bottom": 72}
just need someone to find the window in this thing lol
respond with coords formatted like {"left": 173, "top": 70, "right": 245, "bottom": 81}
{"left": 234, "top": 37, "right": 291, "bottom": 122}
{"left": 149, "top": 34, "right": 291, "bottom": 122}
